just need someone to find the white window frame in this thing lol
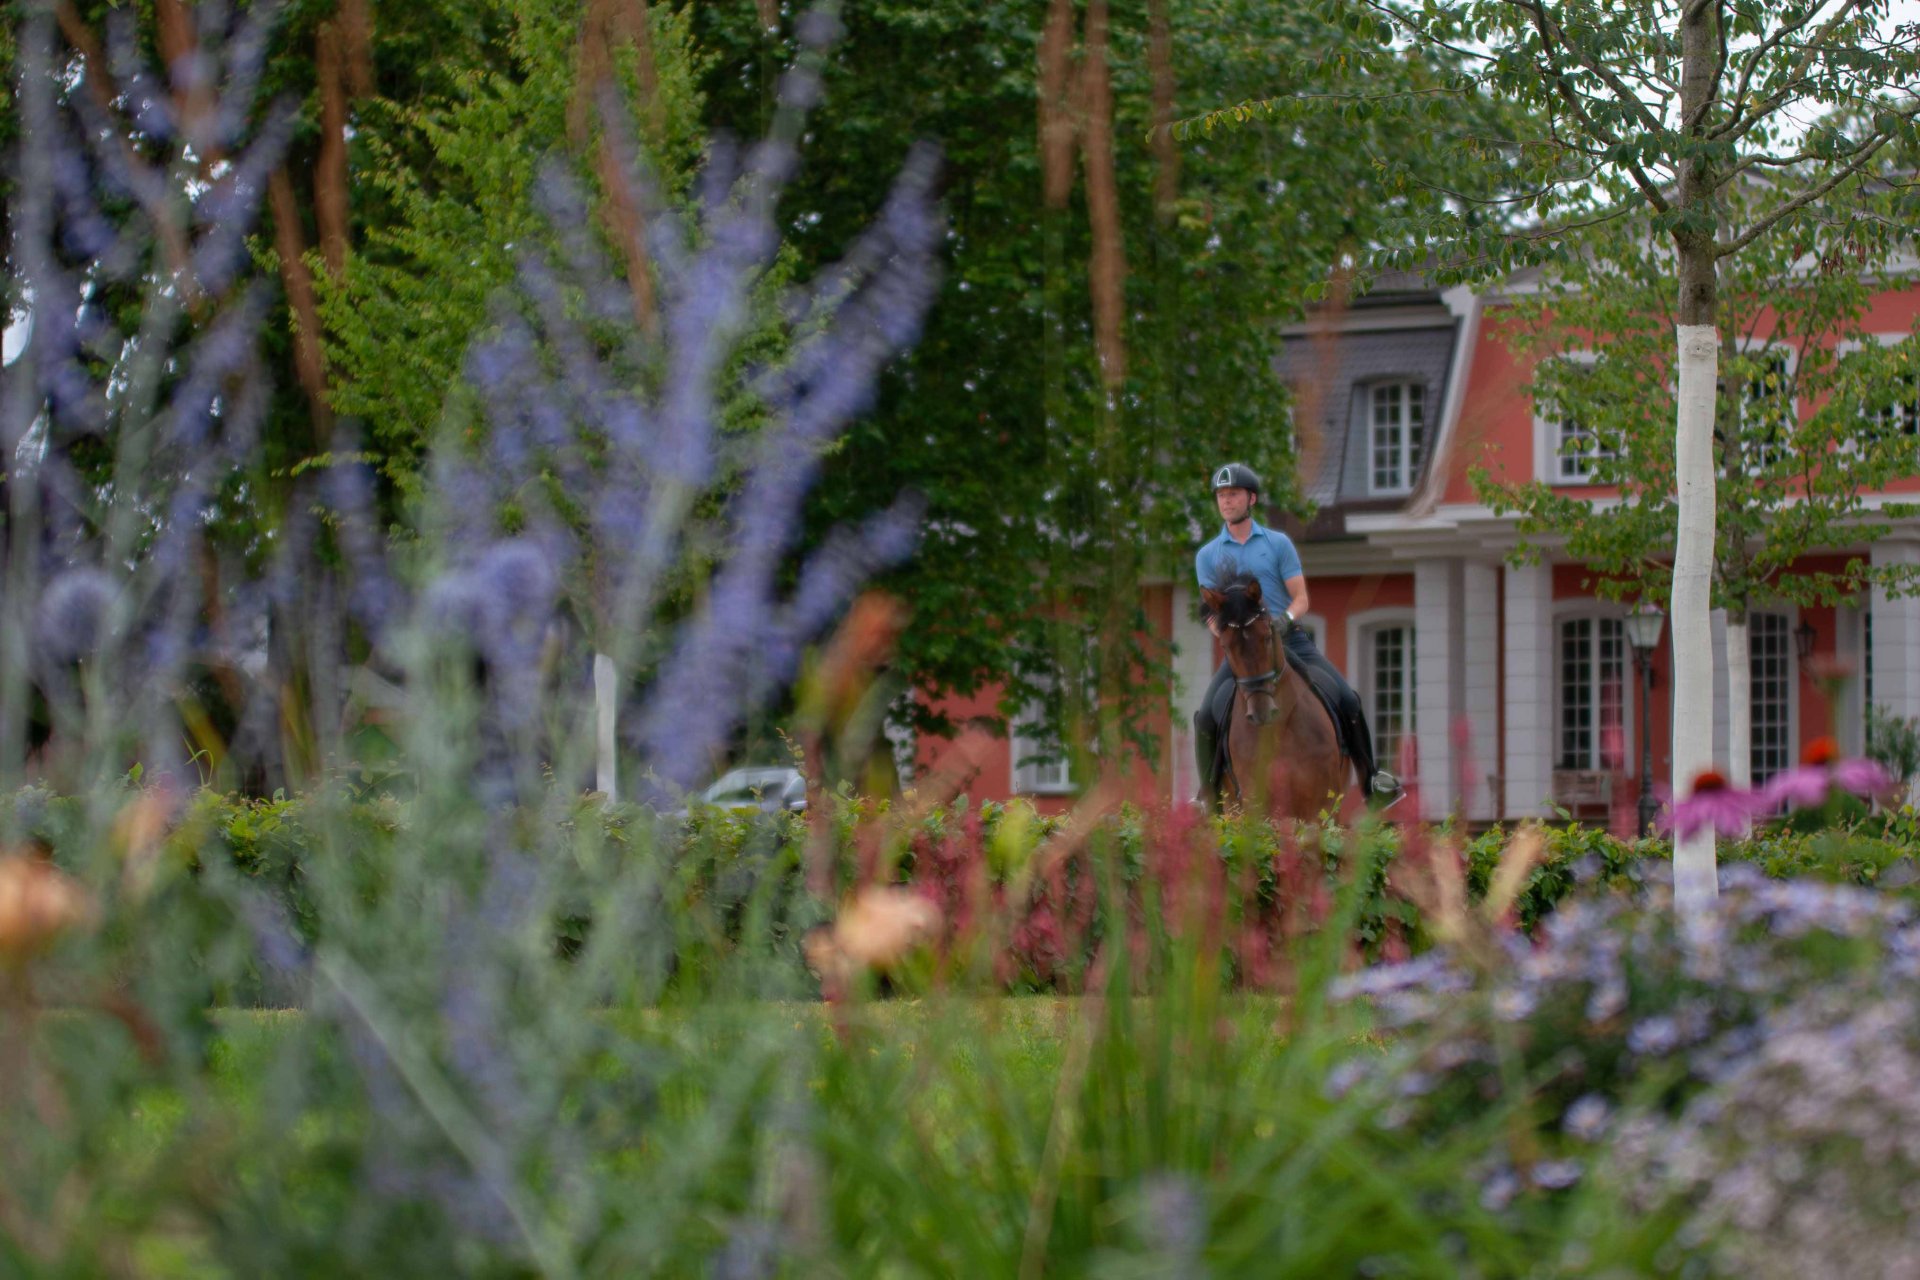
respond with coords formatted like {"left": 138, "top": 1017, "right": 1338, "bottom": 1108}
{"left": 1347, "top": 608, "right": 1417, "bottom": 772}
{"left": 1747, "top": 608, "right": 1800, "bottom": 789}
{"left": 1366, "top": 380, "right": 1428, "bottom": 496}
{"left": 1550, "top": 604, "right": 1635, "bottom": 774}
{"left": 1728, "top": 343, "right": 1797, "bottom": 474}
{"left": 1010, "top": 698, "right": 1074, "bottom": 795}
{"left": 1530, "top": 352, "right": 1612, "bottom": 484}
{"left": 1834, "top": 335, "right": 1919, "bottom": 455}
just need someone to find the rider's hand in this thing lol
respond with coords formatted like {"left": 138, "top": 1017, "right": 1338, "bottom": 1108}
{"left": 1206, "top": 616, "right": 1220, "bottom": 638}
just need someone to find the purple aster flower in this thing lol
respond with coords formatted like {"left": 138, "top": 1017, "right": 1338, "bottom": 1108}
{"left": 36, "top": 568, "right": 119, "bottom": 664}
{"left": 1530, "top": 1158, "right": 1584, "bottom": 1190}
{"left": 1660, "top": 771, "right": 1756, "bottom": 840}
{"left": 1563, "top": 1094, "right": 1611, "bottom": 1143}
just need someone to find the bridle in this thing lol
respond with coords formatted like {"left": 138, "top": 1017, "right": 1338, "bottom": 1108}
{"left": 1223, "top": 611, "right": 1285, "bottom": 715}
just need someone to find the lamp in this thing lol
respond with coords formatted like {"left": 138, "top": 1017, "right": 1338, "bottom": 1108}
{"left": 1795, "top": 617, "right": 1816, "bottom": 662}
{"left": 1623, "top": 603, "right": 1664, "bottom": 656}
{"left": 1624, "top": 602, "right": 1664, "bottom": 838}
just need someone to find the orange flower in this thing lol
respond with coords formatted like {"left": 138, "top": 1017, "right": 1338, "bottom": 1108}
{"left": 805, "top": 885, "right": 942, "bottom": 989}
{"left": 0, "top": 856, "right": 96, "bottom": 964}
{"left": 829, "top": 885, "right": 941, "bottom": 968}
{"left": 1801, "top": 736, "right": 1840, "bottom": 767}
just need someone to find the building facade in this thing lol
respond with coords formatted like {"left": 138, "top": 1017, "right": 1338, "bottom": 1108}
{"left": 919, "top": 271, "right": 1920, "bottom": 820}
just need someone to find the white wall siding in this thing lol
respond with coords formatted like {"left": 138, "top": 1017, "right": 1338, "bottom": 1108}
{"left": 1871, "top": 541, "right": 1920, "bottom": 726}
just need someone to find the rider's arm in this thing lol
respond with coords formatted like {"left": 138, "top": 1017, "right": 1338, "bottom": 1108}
{"left": 1283, "top": 574, "right": 1309, "bottom": 620}
{"left": 1196, "top": 545, "right": 1221, "bottom": 635}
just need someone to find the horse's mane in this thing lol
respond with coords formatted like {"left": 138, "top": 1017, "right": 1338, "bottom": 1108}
{"left": 1211, "top": 575, "right": 1266, "bottom": 629}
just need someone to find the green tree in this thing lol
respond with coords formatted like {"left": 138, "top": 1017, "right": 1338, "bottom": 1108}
{"left": 1476, "top": 178, "right": 1920, "bottom": 789}
{"left": 690, "top": 0, "right": 1517, "bottom": 770}
{"left": 317, "top": 0, "right": 708, "bottom": 495}
{"left": 1191, "top": 0, "right": 1920, "bottom": 905}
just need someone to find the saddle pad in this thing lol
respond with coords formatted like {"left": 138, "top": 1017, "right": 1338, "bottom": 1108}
{"left": 1284, "top": 648, "right": 1354, "bottom": 760}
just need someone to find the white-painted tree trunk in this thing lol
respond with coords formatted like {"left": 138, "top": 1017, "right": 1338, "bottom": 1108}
{"left": 1725, "top": 614, "right": 1750, "bottom": 791}
{"left": 594, "top": 651, "right": 618, "bottom": 802}
{"left": 1672, "top": 323, "right": 1720, "bottom": 910}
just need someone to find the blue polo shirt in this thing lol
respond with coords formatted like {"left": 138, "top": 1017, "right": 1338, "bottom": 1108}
{"left": 1195, "top": 521, "right": 1304, "bottom": 618}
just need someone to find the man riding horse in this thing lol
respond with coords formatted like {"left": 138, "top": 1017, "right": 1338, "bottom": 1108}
{"left": 1192, "top": 462, "right": 1402, "bottom": 810}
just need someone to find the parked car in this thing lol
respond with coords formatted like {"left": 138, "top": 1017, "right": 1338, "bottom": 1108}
{"left": 690, "top": 766, "right": 808, "bottom": 816}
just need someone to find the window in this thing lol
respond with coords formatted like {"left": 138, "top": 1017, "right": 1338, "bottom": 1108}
{"left": 1011, "top": 702, "right": 1073, "bottom": 795}
{"left": 1868, "top": 371, "right": 1919, "bottom": 440}
{"left": 1551, "top": 408, "right": 1613, "bottom": 482}
{"left": 1367, "top": 626, "right": 1415, "bottom": 769}
{"left": 1866, "top": 607, "right": 1874, "bottom": 711}
{"left": 1368, "top": 382, "right": 1426, "bottom": 494}
{"left": 1735, "top": 350, "right": 1793, "bottom": 471}
{"left": 1557, "top": 617, "right": 1627, "bottom": 770}
{"left": 1750, "top": 612, "right": 1793, "bottom": 787}
{"left": 1535, "top": 356, "right": 1610, "bottom": 482}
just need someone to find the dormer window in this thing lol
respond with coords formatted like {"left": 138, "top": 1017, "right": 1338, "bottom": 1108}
{"left": 1368, "top": 382, "right": 1426, "bottom": 495}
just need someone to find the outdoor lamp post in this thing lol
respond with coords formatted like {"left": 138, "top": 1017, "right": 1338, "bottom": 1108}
{"left": 1624, "top": 603, "right": 1665, "bottom": 837}
{"left": 1795, "top": 617, "right": 1817, "bottom": 663}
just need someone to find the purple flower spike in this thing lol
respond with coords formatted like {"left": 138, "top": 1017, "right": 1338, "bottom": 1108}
{"left": 1660, "top": 771, "right": 1755, "bottom": 840}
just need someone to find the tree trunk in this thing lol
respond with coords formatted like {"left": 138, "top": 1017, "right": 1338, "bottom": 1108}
{"left": 1668, "top": 0, "right": 1723, "bottom": 913}
{"left": 1725, "top": 609, "right": 1750, "bottom": 791}
{"left": 1671, "top": 317, "right": 1719, "bottom": 907}
{"left": 594, "top": 651, "right": 617, "bottom": 802}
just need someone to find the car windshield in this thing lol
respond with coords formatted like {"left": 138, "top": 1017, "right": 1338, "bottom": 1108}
{"left": 701, "top": 769, "right": 795, "bottom": 805}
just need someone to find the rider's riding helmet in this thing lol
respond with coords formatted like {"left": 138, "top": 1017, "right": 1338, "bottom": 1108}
{"left": 1210, "top": 462, "right": 1262, "bottom": 495}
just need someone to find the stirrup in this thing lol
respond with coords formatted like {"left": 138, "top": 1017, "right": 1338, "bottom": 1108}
{"left": 1368, "top": 769, "right": 1404, "bottom": 810}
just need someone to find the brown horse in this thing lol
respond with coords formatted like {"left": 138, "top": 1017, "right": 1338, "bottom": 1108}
{"left": 1200, "top": 578, "right": 1350, "bottom": 820}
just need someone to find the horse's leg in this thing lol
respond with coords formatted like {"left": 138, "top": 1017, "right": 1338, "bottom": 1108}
{"left": 1229, "top": 712, "right": 1263, "bottom": 812}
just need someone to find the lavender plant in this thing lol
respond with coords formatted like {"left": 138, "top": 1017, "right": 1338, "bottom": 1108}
{"left": 1, "top": 1, "right": 942, "bottom": 1270}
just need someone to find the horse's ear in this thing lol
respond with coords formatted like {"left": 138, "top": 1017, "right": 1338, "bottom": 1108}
{"left": 1245, "top": 577, "right": 1262, "bottom": 604}
{"left": 1201, "top": 587, "right": 1225, "bottom": 614}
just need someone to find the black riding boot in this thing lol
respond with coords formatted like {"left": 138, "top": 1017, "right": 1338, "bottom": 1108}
{"left": 1347, "top": 707, "right": 1402, "bottom": 808}
{"left": 1192, "top": 708, "right": 1221, "bottom": 810}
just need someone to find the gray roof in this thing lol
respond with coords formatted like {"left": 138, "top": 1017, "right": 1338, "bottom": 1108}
{"left": 1273, "top": 293, "right": 1463, "bottom": 535}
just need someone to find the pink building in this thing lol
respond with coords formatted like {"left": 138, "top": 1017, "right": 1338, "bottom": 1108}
{"left": 919, "top": 269, "right": 1920, "bottom": 821}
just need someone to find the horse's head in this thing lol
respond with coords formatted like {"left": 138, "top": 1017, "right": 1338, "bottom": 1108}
{"left": 1202, "top": 576, "right": 1282, "bottom": 726}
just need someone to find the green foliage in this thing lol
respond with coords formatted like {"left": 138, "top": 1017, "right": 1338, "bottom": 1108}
{"left": 689, "top": 2, "right": 1529, "bottom": 756}
{"left": 317, "top": 0, "right": 708, "bottom": 497}
{"left": 19, "top": 758, "right": 1920, "bottom": 1272}
{"left": 1867, "top": 701, "right": 1920, "bottom": 788}
{"left": 1471, "top": 181, "right": 1920, "bottom": 612}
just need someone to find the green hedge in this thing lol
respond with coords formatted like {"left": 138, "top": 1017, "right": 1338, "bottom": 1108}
{"left": 16, "top": 780, "right": 1920, "bottom": 999}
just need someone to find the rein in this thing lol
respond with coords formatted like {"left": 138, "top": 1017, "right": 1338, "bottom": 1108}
{"left": 1228, "top": 614, "right": 1285, "bottom": 700}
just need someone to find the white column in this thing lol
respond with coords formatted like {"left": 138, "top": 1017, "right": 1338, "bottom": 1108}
{"left": 1461, "top": 561, "right": 1500, "bottom": 821}
{"left": 1871, "top": 540, "right": 1920, "bottom": 724}
{"left": 1414, "top": 558, "right": 1464, "bottom": 819}
{"left": 1501, "top": 561, "right": 1553, "bottom": 819}
{"left": 1170, "top": 581, "right": 1216, "bottom": 807}
{"left": 1836, "top": 603, "right": 1866, "bottom": 758}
